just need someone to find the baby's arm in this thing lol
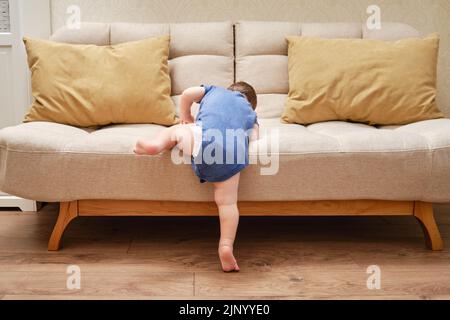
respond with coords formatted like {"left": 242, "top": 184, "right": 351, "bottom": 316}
{"left": 249, "top": 123, "right": 259, "bottom": 142}
{"left": 180, "top": 86, "right": 205, "bottom": 124}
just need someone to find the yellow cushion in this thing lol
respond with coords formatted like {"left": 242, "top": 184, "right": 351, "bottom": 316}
{"left": 283, "top": 35, "right": 444, "bottom": 126}
{"left": 23, "top": 36, "right": 178, "bottom": 127}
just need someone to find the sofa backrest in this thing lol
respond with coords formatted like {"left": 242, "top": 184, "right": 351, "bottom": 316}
{"left": 50, "top": 21, "right": 234, "bottom": 103}
{"left": 50, "top": 21, "right": 420, "bottom": 119}
{"left": 235, "top": 21, "right": 420, "bottom": 118}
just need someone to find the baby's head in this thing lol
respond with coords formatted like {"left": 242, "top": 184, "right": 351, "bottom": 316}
{"left": 228, "top": 82, "right": 257, "bottom": 110}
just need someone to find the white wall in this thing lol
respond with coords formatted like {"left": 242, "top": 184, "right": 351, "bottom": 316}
{"left": 0, "top": 0, "right": 50, "bottom": 210}
{"left": 0, "top": 0, "right": 50, "bottom": 129}
{"left": 22, "top": 0, "right": 51, "bottom": 37}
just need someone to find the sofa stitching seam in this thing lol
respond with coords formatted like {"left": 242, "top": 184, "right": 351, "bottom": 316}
{"left": 2, "top": 146, "right": 450, "bottom": 156}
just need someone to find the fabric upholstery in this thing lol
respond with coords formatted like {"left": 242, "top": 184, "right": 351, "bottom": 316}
{"left": 23, "top": 36, "right": 177, "bottom": 127}
{"left": 235, "top": 21, "right": 427, "bottom": 119}
{"left": 1, "top": 21, "right": 449, "bottom": 204}
{"left": 283, "top": 35, "right": 444, "bottom": 125}
{"left": 50, "top": 22, "right": 234, "bottom": 96}
{"left": 363, "top": 22, "right": 421, "bottom": 40}
{"left": 51, "top": 22, "right": 110, "bottom": 45}
{"left": 301, "top": 23, "right": 362, "bottom": 38}
{"left": 110, "top": 23, "right": 169, "bottom": 45}
{"left": 1, "top": 119, "right": 450, "bottom": 202}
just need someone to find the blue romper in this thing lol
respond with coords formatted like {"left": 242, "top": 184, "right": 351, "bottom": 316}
{"left": 191, "top": 85, "right": 258, "bottom": 183}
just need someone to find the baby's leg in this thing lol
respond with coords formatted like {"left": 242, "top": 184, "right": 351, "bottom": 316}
{"left": 214, "top": 173, "right": 241, "bottom": 272}
{"left": 134, "top": 124, "right": 194, "bottom": 156}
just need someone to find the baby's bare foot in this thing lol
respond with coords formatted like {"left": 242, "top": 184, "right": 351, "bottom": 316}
{"left": 134, "top": 139, "right": 162, "bottom": 155}
{"left": 218, "top": 245, "right": 240, "bottom": 272}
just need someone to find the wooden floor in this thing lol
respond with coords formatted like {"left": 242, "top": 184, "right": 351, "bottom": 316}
{"left": 0, "top": 203, "right": 450, "bottom": 300}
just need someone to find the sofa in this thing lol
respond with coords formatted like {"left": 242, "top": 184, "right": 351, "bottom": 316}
{"left": 1, "top": 21, "right": 449, "bottom": 251}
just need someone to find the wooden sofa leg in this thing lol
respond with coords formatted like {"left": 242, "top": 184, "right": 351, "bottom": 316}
{"left": 48, "top": 201, "right": 78, "bottom": 251}
{"left": 414, "top": 202, "right": 444, "bottom": 251}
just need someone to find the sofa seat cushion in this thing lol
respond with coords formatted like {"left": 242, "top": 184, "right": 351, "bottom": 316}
{"left": 1, "top": 119, "right": 450, "bottom": 203}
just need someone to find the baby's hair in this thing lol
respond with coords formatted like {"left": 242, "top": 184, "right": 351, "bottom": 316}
{"left": 228, "top": 82, "right": 257, "bottom": 110}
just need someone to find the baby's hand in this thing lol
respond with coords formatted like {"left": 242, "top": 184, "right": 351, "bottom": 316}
{"left": 180, "top": 114, "right": 194, "bottom": 124}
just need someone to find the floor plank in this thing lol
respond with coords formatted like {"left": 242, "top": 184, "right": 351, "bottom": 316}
{"left": 0, "top": 270, "right": 194, "bottom": 297}
{"left": 0, "top": 203, "right": 449, "bottom": 299}
{"left": 195, "top": 269, "right": 450, "bottom": 299}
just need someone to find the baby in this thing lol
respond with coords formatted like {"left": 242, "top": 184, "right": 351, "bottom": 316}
{"left": 134, "top": 82, "right": 259, "bottom": 272}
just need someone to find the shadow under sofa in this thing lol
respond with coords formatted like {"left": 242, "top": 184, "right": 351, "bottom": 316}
{"left": 0, "top": 21, "right": 449, "bottom": 251}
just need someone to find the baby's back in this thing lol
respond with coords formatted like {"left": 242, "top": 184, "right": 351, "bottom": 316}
{"left": 196, "top": 85, "right": 257, "bottom": 134}
{"left": 191, "top": 85, "right": 258, "bottom": 183}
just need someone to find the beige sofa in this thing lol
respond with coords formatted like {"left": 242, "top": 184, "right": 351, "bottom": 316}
{"left": 1, "top": 21, "right": 449, "bottom": 251}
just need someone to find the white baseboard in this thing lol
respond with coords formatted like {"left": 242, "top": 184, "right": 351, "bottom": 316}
{"left": 0, "top": 194, "right": 40, "bottom": 212}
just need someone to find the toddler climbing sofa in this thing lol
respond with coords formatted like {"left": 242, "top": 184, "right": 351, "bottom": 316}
{"left": 1, "top": 21, "right": 449, "bottom": 251}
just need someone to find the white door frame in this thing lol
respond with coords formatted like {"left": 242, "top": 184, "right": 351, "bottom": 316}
{"left": 0, "top": 0, "right": 50, "bottom": 211}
